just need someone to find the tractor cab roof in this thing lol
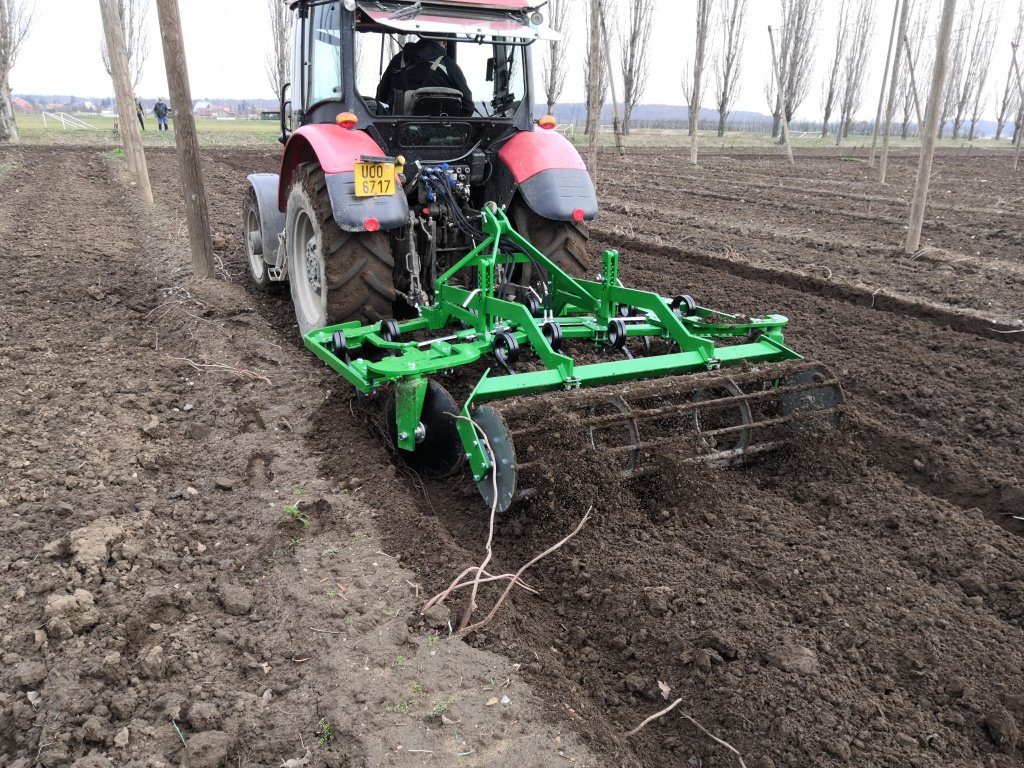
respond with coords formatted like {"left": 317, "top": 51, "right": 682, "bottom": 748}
{"left": 292, "top": 0, "right": 559, "bottom": 42}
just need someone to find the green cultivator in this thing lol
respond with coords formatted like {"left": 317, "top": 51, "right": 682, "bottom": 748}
{"left": 305, "top": 207, "right": 842, "bottom": 512}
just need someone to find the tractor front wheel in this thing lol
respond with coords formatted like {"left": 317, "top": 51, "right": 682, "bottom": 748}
{"left": 243, "top": 186, "right": 283, "bottom": 292}
{"left": 285, "top": 163, "right": 396, "bottom": 335}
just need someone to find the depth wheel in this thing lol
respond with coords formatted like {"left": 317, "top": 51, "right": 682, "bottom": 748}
{"left": 243, "top": 187, "right": 283, "bottom": 292}
{"left": 508, "top": 196, "right": 591, "bottom": 282}
{"left": 386, "top": 381, "right": 465, "bottom": 480}
{"left": 285, "top": 163, "right": 396, "bottom": 335}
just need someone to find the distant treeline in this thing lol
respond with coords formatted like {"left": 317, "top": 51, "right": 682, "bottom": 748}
{"left": 547, "top": 103, "right": 1012, "bottom": 140}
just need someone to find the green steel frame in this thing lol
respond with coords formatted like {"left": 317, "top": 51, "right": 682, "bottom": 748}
{"left": 304, "top": 207, "right": 804, "bottom": 483}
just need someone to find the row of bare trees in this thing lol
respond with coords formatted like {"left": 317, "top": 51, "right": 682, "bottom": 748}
{"left": 548, "top": 0, "right": 657, "bottom": 136}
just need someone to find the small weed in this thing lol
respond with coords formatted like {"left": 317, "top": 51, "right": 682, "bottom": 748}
{"left": 324, "top": 588, "right": 338, "bottom": 599}
{"left": 411, "top": 682, "right": 425, "bottom": 695}
{"left": 428, "top": 699, "right": 453, "bottom": 718}
{"left": 289, "top": 537, "right": 300, "bottom": 547}
{"left": 393, "top": 655, "right": 410, "bottom": 668}
{"left": 291, "top": 486, "right": 305, "bottom": 495}
{"left": 316, "top": 718, "right": 333, "bottom": 746}
{"left": 427, "top": 635, "right": 439, "bottom": 647}
{"left": 284, "top": 503, "right": 310, "bottom": 529}
{"left": 350, "top": 531, "right": 363, "bottom": 540}
{"left": 385, "top": 699, "right": 416, "bottom": 715}
{"left": 322, "top": 547, "right": 340, "bottom": 558}
{"left": 108, "top": 147, "right": 126, "bottom": 160}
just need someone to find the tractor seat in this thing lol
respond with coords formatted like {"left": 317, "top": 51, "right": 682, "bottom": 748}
{"left": 404, "top": 87, "right": 464, "bottom": 117}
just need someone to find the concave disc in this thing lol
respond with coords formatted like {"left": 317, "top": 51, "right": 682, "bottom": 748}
{"left": 386, "top": 380, "right": 465, "bottom": 479}
{"left": 472, "top": 405, "right": 518, "bottom": 514}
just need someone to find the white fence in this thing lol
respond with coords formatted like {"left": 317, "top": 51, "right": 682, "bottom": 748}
{"left": 41, "top": 112, "right": 97, "bottom": 130}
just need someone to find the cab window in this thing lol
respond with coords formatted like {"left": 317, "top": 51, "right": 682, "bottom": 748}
{"left": 309, "top": 2, "right": 343, "bottom": 106}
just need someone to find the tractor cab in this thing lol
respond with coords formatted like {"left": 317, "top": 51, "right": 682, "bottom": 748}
{"left": 246, "top": 0, "right": 596, "bottom": 337}
{"left": 285, "top": 0, "right": 557, "bottom": 160}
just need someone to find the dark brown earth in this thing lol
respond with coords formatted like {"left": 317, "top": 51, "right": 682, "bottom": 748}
{"left": 2, "top": 143, "right": 1023, "bottom": 768}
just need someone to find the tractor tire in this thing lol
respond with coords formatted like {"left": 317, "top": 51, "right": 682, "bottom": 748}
{"left": 285, "top": 163, "right": 396, "bottom": 335}
{"left": 508, "top": 197, "right": 591, "bottom": 280}
{"left": 243, "top": 186, "right": 284, "bottom": 293}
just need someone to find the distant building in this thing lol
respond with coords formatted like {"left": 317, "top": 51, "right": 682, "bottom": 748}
{"left": 11, "top": 97, "right": 32, "bottom": 114}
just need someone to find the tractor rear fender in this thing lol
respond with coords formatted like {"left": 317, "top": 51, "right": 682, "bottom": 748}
{"left": 496, "top": 129, "right": 598, "bottom": 222}
{"left": 247, "top": 173, "right": 287, "bottom": 270}
{"left": 279, "top": 124, "right": 409, "bottom": 233}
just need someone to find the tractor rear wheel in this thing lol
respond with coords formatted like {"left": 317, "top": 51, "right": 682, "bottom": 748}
{"left": 508, "top": 197, "right": 591, "bottom": 280}
{"left": 285, "top": 163, "right": 396, "bottom": 335}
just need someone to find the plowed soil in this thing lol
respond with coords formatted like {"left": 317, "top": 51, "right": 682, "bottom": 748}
{"left": 2, "top": 143, "right": 1022, "bottom": 768}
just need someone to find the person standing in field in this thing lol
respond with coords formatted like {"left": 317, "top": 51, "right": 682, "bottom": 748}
{"left": 154, "top": 98, "right": 169, "bottom": 131}
{"left": 136, "top": 97, "right": 145, "bottom": 131}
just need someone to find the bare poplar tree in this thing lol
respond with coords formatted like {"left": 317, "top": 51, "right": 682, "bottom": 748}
{"left": 898, "top": 3, "right": 930, "bottom": 137}
{"left": 714, "top": 0, "right": 747, "bottom": 137}
{"left": 950, "top": 1, "right": 996, "bottom": 138}
{"left": 584, "top": 0, "right": 608, "bottom": 134}
{"left": 939, "top": 0, "right": 974, "bottom": 138}
{"left": 542, "top": 0, "right": 570, "bottom": 115}
{"left": 0, "top": 0, "right": 33, "bottom": 144}
{"left": 619, "top": 0, "right": 653, "bottom": 134}
{"left": 586, "top": 0, "right": 601, "bottom": 172}
{"left": 266, "top": 0, "right": 292, "bottom": 101}
{"left": 821, "top": 0, "right": 852, "bottom": 137}
{"left": 966, "top": 5, "right": 999, "bottom": 139}
{"left": 689, "top": 0, "right": 714, "bottom": 164}
{"left": 836, "top": 0, "right": 876, "bottom": 145}
{"left": 100, "top": 0, "right": 149, "bottom": 90}
{"left": 996, "top": 6, "right": 1024, "bottom": 139}
{"left": 766, "top": 0, "right": 822, "bottom": 138}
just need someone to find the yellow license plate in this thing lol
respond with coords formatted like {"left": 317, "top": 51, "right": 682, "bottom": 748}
{"left": 354, "top": 162, "right": 396, "bottom": 197}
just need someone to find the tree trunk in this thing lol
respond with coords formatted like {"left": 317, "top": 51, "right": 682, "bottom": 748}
{"left": 717, "top": 111, "right": 727, "bottom": 137}
{"left": 901, "top": 120, "right": 910, "bottom": 139}
{"left": 623, "top": 103, "right": 633, "bottom": 135}
{"left": 821, "top": 106, "right": 833, "bottom": 138}
{"left": 0, "top": 81, "right": 19, "bottom": 144}
{"left": 995, "top": 120, "right": 1005, "bottom": 140}
{"left": 906, "top": 0, "right": 958, "bottom": 254}
{"left": 156, "top": 0, "right": 215, "bottom": 278}
{"left": 771, "top": 113, "right": 781, "bottom": 138}
{"left": 585, "top": 0, "right": 601, "bottom": 181}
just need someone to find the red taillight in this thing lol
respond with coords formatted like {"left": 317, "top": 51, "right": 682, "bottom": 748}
{"left": 364, "top": 217, "right": 380, "bottom": 232}
{"left": 572, "top": 208, "right": 585, "bottom": 222}
{"left": 538, "top": 115, "right": 557, "bottom": 130}
{"left": 336, "top": 112, "right": 358, "bottom": 129}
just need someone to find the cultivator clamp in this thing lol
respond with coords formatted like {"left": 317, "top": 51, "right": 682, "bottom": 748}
{"left": 305, "top": 207, "right": 842, "bottom": 512}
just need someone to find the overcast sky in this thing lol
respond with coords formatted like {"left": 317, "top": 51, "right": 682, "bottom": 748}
{"left": 8, "top": 0, "right": 1023, "bottom": 123}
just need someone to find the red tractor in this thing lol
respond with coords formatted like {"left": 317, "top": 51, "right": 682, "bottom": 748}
{"left": 244, "top": 0, "right": 596, "bottom": 334}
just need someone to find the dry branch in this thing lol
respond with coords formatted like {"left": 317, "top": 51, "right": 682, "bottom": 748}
{"left": 626, "top": 699, "right": 749, "bottom": 768}
{"left": 457, "top": 508, "right": 592, "bottom": 636}
{"left": 165, "top": 356, "right": 273, "bottom": 386}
